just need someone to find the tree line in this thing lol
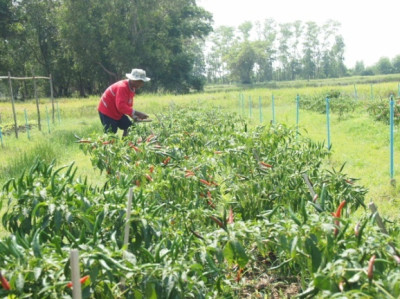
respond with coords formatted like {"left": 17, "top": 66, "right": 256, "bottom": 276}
{"left": 205, "top": 19, "right": 400, "bottom": 84}
{"left": 1, "top": 0, "right": 400, "bottom": 98}
{"left": 0, "top": 0, "right": 212, "bottom": 97}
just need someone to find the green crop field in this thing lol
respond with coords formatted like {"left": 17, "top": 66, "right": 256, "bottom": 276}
{"left": 0, "top": 80, "right": 399, "bottom": 297}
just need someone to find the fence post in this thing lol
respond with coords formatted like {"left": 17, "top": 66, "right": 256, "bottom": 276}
{"left": 33, "top": 75, "right": 42, "bottom": 131}
{"left": 370, "top": 84, "right": 374, "bottom": 100}
{"left": 241, "top": 94, "right": 245, "bottom": 116}
{"left": 272, "top": 94, "right": 275, "bottom": 124}
{"left": 50, "top": 74, "right": 55, "bottom": 123}
{"left": 249, "top": 96, "right": 252, "bottom": 118}
{"left": 69, "top": 249, "right": 82, "bottom": 299}
{"left": 296, "top": 94, "right": 300, "bottom": 137}
{"left": 8, "top": 72, "right": 18, "bottom": 138}
{"left": 354, "top": 84, "right": 358, "bottom": 100}
{"left": 0, "top": 127, "right": 3, "bottom": 147}
{"left": 390, "top": 95, "right": 395, "bottom": 185}
{"left": 24, "top": 109, "right": 30, "bottom": 140}
{"left": 326, "top": 97, "right": 331, "bottom": 150}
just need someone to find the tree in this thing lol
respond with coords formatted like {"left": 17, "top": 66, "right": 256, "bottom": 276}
{"left": 392, "top": 55, "right": 400, "bottom": 74}
{"left": 375, "top": 57, "right": 393, "bottom": 74}
{"left": 302, "top": 22, "right": 320, "bottom": 79}
{"left": 206, "top": 26, "right": 236, "bottom": 83}
{"left": 226, "top": 42, "right": 256, "bottom": 84}
{"left": 353, "top": 61, "right": 365, "bottom": 75}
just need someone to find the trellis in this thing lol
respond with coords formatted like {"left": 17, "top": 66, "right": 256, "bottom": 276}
{"left": 0, "top": 72, "right": 54, "bottom": 138}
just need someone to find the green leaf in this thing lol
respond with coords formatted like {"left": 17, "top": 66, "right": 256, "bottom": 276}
{"left": 223, "top": 239, "right": 249, "bottom": 268}
{"left": 305, "top": 237, "right": 321, "bottom": 273}
{"left": 314, "top": 274, "right": 330, "bottom": 290}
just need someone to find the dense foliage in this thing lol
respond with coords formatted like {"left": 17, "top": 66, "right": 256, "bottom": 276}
{"left": 1, "top": 108, "right": 399, "bottom": 298}
{"left": 0, "top": 0, "right": 212, "bottom": 96}
{"left": 299, "top": 90, "right": 360, "bottom": 119}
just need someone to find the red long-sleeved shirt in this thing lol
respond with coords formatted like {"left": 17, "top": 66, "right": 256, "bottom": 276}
{"left": 98, "top": 80, "right": 135, "bottom": 120}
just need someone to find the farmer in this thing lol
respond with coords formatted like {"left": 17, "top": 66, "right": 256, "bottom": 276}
{"left": 98, "top": 68, "right": 151, "bottom": 136}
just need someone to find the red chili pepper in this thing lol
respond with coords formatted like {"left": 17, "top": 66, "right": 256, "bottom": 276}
{"left": 149, "top": 165, "right": 155, "bottom": 173}
{"left": 145, "top": 174, "right": 153, "bottom": 182}
{"left": 235, "top": 268, "right": 243, "bottom": 282}
{"left": 312, "top": 194, "right": 318, "bottom": 202}
{"left": 0, "top": 272, "right": 11, "bottom": 291}
{"left": 135, "top": 180, "right": 141, "bottom": 187}
{"left": 334, "top": 200, "right": 346, "bottom": 218}
{"left": 163, "top": 157, "right": 171, "bottom": 165}
{"left": 210, "top": 216, "right": 225, "bottom": 229}
{"left": 227, "top": 207, "right": 234, "bottom": 224}
{"left": 146, "top": 134, "right": 155, "bottom": 142}
{"left": 78, "top": 140, "right": 92, "bottom": 144}
{"left": 199, "top": 179, "right": 212, "bottom": 186}
{"left": 368, "top": 255, "right": 376, "bottom": 280}
{"left": 333, "top": 200, "right": 346, "bottom": 236}
{"left": 128, "top": 142, "right": 141, "bottom": 152}
{"left": 66, "top": 275, "right": 90, "bottom": 288}
{"left": 185, "top": 170, "right": 195, "bottom": 178}
{"left": 259, "top": 161, "right": 273, "bottom": 168}
{"left": 190, "top": 229, "right": 204, "bottom": 240}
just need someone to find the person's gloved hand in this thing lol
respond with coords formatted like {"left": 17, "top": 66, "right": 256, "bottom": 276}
{"left": 132, "top": 110, "right": 149, "bottom": 120}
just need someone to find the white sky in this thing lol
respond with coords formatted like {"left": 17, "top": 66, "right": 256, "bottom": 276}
{"left": 197, "top": 0, "right": 399, "bottom": 68}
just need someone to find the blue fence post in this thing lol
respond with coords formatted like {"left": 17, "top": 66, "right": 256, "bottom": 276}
{"left": 249, "top": 96, "right": 252, "bottom": 118}
{"left": 326, "top": 97, "right": 331, "bottom": 150}
{"left": 238, "top": 93, "right": 241, "bottom": 114}
{"left": 0, "top": 127, "right": 3, "bottom": 147}
{"left": 272, "top": 94, "right": 275, "bottom": 124}
{"left": 296, "top": 94, "right": 300, "bottom": 137}
{"left": 259, "top": 96, "right": 263, "bottom": 123}
{"left": 24, "top": 109, "right": 30, "bottom": 140}
{"left": 370, "top": 84, "right": 374, "bottom": 100}
{"left": 354, "top": 84, "right": 358, "bottom": 100}
{"left": 390, "top": 95, "right": 395, "bottom": 185}
{"left": 241, "top": 94, "right": 245, "bottom": 116}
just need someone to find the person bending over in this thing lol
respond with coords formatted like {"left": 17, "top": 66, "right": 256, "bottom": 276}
{"left": 98, "top": 68, "right": 150, "bottom": 137}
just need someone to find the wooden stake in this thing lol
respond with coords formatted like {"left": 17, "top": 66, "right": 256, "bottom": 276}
{"left": 33, "top": 75, "right": 41, "bottom": 131}
{"left": 8, "top": 72, "right": 18, "bottom": 138}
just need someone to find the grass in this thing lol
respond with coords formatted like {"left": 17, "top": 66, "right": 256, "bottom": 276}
{"left": 1, "top": 81, "right": 400, "bottom": 229}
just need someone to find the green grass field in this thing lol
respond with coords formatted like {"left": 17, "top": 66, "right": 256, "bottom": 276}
{"left": 1, "top": 80, "right": 400, "bottom": 230}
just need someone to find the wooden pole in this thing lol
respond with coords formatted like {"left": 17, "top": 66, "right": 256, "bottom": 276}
{"left": 33, "top": 75, "right": 41, "bottom": 131}
{"left": 8, "top": 72, "right": 18, "bottom": 138}
{"left": 70, "top": 249, "right": 82, "bottom": 299}
{"left": 50, "top": 74, "right": 55, "bottom": 123}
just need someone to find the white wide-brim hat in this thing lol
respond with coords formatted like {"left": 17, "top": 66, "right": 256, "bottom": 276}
{"left": 126, "top": 68, "right": 151, "bottom": 82}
